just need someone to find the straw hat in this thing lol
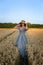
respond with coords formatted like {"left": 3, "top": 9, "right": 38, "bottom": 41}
{"left": 19, "top": 20, "right": 26, "bottom": 24}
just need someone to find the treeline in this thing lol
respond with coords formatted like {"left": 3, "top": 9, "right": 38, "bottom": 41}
{"left": 27, "top": 23, "right": 43, "bottom": 28}
{"left": 0, "top": 23, "right": 43, "bottom": 28}
{"left": 0, "top": 23, "right": 17, "bottom": 28}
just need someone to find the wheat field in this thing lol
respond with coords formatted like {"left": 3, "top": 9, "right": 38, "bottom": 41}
{"left": 26, "top": 28, "right": 43, "bottom": 65}
{"left": 0, "top": 28, "right": 43, "bottom": 65}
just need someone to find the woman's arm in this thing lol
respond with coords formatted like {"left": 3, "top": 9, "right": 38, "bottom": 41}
{"left": 14, "top": 24, "right": 20, "bottom": 29}
{"left": 14, "top": 25, "right": 18, "bottom": 29}
{"left": 25, "top": 24, "right": 28, "bottom": 31}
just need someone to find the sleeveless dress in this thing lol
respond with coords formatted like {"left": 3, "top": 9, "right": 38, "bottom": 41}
{"left": 15, "top": 26, "right": 28, "bottom": 58}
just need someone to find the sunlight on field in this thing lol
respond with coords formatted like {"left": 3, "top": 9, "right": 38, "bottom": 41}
{"left": 0, "top": 28, "right": 43, "bottom": 65}
{"left": 0, "top": 28, "right": 20, "bottom": 65}
{"left": 26, "top": 28, "right": 43, "bottom": 65}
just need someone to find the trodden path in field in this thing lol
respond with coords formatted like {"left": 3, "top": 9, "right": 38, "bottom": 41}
{"left": 0, "top": 29, "right": 29, "bottom": 65}
{"left": 0, "top": 29, "right": 20, "bottom": 65}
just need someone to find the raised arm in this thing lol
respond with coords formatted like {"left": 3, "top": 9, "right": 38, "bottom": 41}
{"left": 25, "top": 24, "right": 28, "bottom": 31}
{"left": 14, "top": 24, "right": 20, "bottom": 30}
{"left": 14, "top": 25, "right": 18, "bottom": 29}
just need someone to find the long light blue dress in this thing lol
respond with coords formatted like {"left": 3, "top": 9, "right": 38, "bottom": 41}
{"left": 15, "top": 26, "right": 28, "bottom": 58}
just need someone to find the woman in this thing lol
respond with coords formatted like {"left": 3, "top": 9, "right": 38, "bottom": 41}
{"left": 14, "top": 20, "right": 28, "bottom": 58}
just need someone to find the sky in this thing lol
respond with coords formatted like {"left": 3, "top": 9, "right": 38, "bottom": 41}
{"left": 0, "top": 0, "right": 43, "bottom": 24}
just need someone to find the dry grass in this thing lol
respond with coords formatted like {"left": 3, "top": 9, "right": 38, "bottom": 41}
{"left": 0, "top": 28, "right": 43, "bottom": 65}
{"left": 26, "top": 28, "right": 43, "bottom": 65}
{"left": 0, "top": 29, "right": 20, "bottom": 65}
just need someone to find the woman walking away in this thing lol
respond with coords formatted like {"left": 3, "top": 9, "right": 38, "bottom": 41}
{"left": 13, "top": 20, "right": 29, "bottom": 65}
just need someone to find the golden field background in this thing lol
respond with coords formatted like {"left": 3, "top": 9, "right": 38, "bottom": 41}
{"left": 0, "top": 28, "right": 43, "bottom": 65}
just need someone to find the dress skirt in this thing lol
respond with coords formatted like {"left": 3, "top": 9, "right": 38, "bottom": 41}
{"left": 15, "top": 29, "right": 28, "bottom": 58}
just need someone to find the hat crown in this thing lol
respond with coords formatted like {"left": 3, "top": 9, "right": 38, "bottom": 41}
{"left": 21, "top": 20, "right": 25, "bottom": 23}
